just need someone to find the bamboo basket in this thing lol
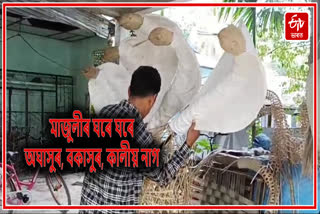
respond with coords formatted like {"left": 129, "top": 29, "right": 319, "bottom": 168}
{"left": 140, "top": 90, "right": 306, "bottom": 213}
{"left": 188, "top": 153, "right": 267, "bottom": 214}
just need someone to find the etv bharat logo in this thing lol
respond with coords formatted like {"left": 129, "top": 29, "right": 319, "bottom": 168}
{"left": 285, "top": 12, "right": 309, "bottom": 41}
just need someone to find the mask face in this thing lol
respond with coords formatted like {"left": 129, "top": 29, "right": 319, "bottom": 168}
{"left": 218, "top": 30, "right": 235, "bottom": 54}
{"left": 218, "top": 26, "right": 246, "bottom": 56}
{"left": 118, "top": 13, "right": 144, "bottom": 30}
{"left": 148, "top": 27, "right": 174, "bottom": 46}
{"left": 103, "top": 47, "right": 120, "bottom": 63}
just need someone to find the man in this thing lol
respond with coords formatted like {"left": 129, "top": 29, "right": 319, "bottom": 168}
{"left": 80, "top": 66, "right": 199, "bottom": 213}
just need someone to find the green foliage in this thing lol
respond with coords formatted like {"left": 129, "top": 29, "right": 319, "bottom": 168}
{"left": 194, "top": 139, "right": 219, "bottom": 154}
{"left": 247, "top": 120, "right": 264, "bottom": 146}
{"left": 257, "top": 30, "right": 309, "bottom": 96}
{"left": 160, "top": 9, "right": 164, "bottom": 17}
{"left": 216, "top": 0, "right": 285, "bottom": 35}
{"left": 90, "top": 104, "right": 96, "bottom": 117}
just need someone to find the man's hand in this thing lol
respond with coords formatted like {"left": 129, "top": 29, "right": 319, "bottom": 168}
{"left": 186, "top": 122, "right": 200, "bottom": 148}
{"left": 83, "top": 67, "right": 99, "bottom": 80}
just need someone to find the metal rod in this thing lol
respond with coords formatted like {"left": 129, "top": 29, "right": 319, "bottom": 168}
{"left": 71, "top": 77, "right": 73, "bottom": 110}
{"left": 114, "top": 22, "right": 121, "bottom": 46}
{"left": 0, "top": 68, "right": 72, "bottom": 78}
{"left": 7, "top": 18, "right": 24, "bottom": 27}
{"left": 45, "top": 30, "right": 84, "bottom": 39}
{"left": 41, "top": 90, "right": 44, "bottom": 135}
{"left": 197, "top": 31, "right": 219, "bottom": 36}
{"left": 8, "top": 88, "right": 12, "bottom": 135}
{"left": 1, "top": 111, "right": 56, "bottom": 114}
{"left": 55, "top": 76, "right": 58, "bottom": 113}
{"left": 25, "top": 89, "right": 29, "bottom": 147}
{"left": 252, "top": 122, "right": 256, "bottom": 141}
{"left": 267, "top": 115, "right": 272, "bottom": 127}
{"left": 6, "top": 87, "right": 55, "bottom": 92}
{"left": 132, "top": 39, "right": 148, "bottom": 47}
{"left": 60, "top": 34, "right": 82, "bottom": 41}
{"left": 64, "top": 80, "right": 66, "bottom": 112}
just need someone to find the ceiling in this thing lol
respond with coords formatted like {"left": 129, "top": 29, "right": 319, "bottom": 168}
{"left": 1, "top": 0, "right": 178, "bottom": 42}
{"left": 3, "top": 11, "right": 98, "bottom": 42}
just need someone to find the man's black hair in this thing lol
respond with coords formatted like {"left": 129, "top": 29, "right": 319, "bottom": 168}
{"left": 129, "top": 66, "right": 161, "bottom": 97}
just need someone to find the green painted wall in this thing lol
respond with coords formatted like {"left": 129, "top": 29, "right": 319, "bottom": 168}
{"left": 2, "top": 29, "right": 108, "bottom": 111}
{"left": 2, "top": 30, "right": 73, "bottom": 76}
{"left": 71, "top": 36, "right": 108, "bottom": 111}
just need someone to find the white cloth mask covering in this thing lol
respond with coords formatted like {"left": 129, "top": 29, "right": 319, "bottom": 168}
{"left": 88, "top": 63, "right": 131, "bottom": 113}
{"left": 169, "top": 23, "right": 267, "bottom": 134}
{"left": 119, "top": 14, "right": 201, "bottom": 130}
{"left": 89, "top": 14, "right": 201, "bottom": 131}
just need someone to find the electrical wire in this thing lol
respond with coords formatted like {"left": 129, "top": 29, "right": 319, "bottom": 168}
{"left": 19, "top": 34, "right": 74, "bottom": 72}
{"left": 2, "top": 33, "right": 83, "bottom": 72}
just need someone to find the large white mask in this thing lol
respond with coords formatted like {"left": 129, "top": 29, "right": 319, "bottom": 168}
{"left": 88, "top": 14, "right": 201, "bottom": 131}
{"left": 169, "top": 23, "right": 267, "bottom": 134}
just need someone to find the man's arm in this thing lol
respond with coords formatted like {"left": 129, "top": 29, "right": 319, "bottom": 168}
{"left": 136, "top": 122, "right": 199, "bottom": 187}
